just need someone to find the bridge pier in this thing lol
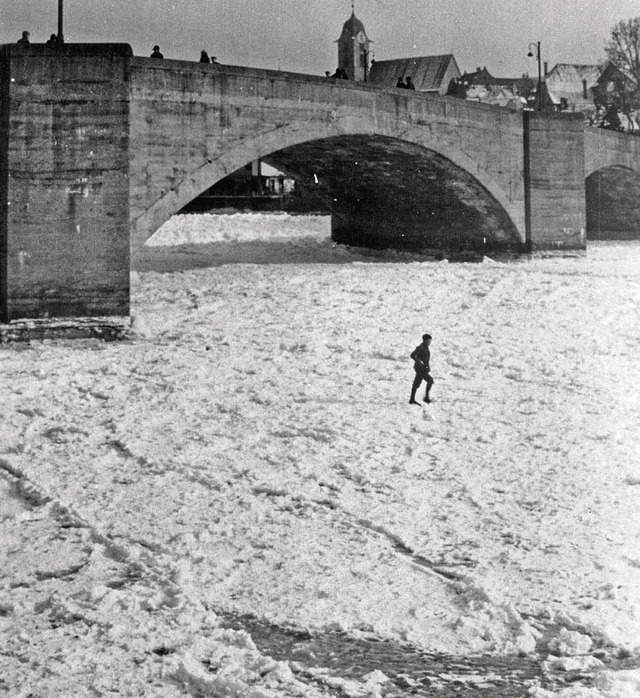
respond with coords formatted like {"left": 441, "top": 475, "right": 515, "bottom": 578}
{"left": 523, "top": 111, "right": 587, "bottom": 253}
{"left": 0, "top": 44, "right": 131, "bottom": 323}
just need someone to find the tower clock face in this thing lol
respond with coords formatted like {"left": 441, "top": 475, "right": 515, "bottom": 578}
{"left": 357, "top": 31, "right": 366, "bottom": 43}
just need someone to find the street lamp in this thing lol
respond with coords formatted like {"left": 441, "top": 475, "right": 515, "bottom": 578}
{"left": 57, "top": 0, "right": 64, "bottom": 42}
{"left": 527, "top": 41, "right": 542, "bottom": 111}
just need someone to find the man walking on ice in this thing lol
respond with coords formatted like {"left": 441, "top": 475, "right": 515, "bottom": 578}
{"left": 409, "top": 333, "right": 434, "bottom": 404}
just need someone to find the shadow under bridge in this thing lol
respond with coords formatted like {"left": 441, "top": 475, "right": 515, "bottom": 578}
{"left": 263, "top": 135, "right": 522, "bottom": 254}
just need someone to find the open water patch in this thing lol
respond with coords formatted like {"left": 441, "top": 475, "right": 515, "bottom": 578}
{"left": 217, "top": 611, "right": 604, "bottom": 697}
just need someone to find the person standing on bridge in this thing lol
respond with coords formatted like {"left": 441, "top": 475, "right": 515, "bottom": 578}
{"left": 200, "top": 50, "right": 210, "bottom": 63}
{"left": 405, "top": 76, "right": 416, "bottom": 90}
{"left": 409, "top": 334, "right": 434, "bottom": 404}
{"left": 17, "top": 31, "right": 30, "bottom": 48}
{"left": 396, "top": 76, "right": 406, "bottom": 89}
{"left": 150, "top": 45, "right": 163, "bottom": 59}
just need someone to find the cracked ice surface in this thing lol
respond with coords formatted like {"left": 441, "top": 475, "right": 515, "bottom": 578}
{"left": 1, "top": 214, "right": 640, "bottom": 696}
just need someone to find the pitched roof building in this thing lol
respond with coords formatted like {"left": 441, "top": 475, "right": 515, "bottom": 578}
{"left": 544, "top": 63, "right": 601, "bottom": 113}
{"left": 368, "top": 54, "right": 461, "bottom": 94}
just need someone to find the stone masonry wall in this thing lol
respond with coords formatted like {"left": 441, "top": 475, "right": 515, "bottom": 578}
{"left": 524, "top": 111, "right": 586, "bottom": 252}
{"left": 0, "top": 44, "right": 131, "bottom": 321}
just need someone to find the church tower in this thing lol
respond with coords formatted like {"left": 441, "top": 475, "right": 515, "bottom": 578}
{"left": 337, "top": 7, "right": 371, "bottom": 81}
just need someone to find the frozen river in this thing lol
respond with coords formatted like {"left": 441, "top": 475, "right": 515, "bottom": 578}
{"left": 1, "top": 213, "right": 639, "bottom": 697}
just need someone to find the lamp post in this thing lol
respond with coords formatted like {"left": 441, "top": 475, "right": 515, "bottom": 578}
{"left": 57, "top": 0, "right": 64, "bottom": 42}
{"left": 527, "top": 41, "right": 542, "bottom": 111}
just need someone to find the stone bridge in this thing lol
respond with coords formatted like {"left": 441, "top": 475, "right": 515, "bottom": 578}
{"left": 2, "top": 44, "right": 640, "bottom": 321}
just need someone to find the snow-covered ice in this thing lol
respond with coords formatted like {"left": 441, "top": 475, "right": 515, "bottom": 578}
{"left": 1, "top": 213, "right": 639, "bottom": 696}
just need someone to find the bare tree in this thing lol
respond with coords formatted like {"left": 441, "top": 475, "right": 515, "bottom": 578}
{"left": 601, "top": 18, "right": 640, "bottom": 130}
{"left": 605, "top": 17, "right": 640, "bottom": 83}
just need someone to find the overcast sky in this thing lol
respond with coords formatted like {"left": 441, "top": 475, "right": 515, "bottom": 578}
{"left": 2, "top": 0, "right": 639, "bottom": 77}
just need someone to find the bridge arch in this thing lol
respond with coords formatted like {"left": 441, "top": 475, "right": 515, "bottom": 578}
{"left": 583, "top": 128, "right": 640, "bottom": 241}
{"left": 586, "top": 164, "right": 640, "bottom": 240}
{"left": 132, "top": 120, "right": 522, "bottom": 253}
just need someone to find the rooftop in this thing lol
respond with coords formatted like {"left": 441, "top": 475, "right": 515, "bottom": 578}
{"left": 368, "top": 54, "right": 459, "bottom": 91}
